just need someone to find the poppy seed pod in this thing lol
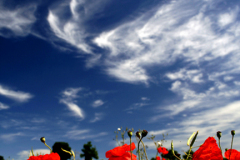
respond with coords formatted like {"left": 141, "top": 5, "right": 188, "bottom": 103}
{"left": 231, "top": 130, "right": 235, "bottom": 136}
{"left": 136, "top": 131, "right": 141, "bottom": 139}
{"left": 225, "top": 148, "right": 228, "bottom": 152}
{"left": 128, "top": 130, "right": 133, "bottom": 137}
{"left": 142, "top": 130, "right": 148, "bottom": 138}
{"left": 217, "top": 131, "right": 222, "bottom": 139}
{"left": 40, "top": 137, "right": 46, "bottom": 143}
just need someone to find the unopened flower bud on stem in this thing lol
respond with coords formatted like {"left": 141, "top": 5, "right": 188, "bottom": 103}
{"left": 217, "top": 131, "right": 222, "bottom": 139}
{"left": 136, "top": 131, "right": 141, "bottom": 139}
{"left": 142, "top": 130, "right": 148, "bottom": 138}
{"left": 128, "top": 131, "right": 132, "bottom": 138}
{"left": 40, "top": 137, "right": 52, "bottom": 153}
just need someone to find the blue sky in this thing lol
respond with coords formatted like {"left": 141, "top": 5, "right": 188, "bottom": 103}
{"left": 0, "top": 0, "right": 240, "bottom": 159}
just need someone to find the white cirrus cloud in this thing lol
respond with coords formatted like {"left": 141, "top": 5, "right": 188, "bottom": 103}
{"left": 0, "top": 85, "right": 33, "bottom": 102}
{"left": 93, "top": 0, "right": 240, "bottom": 85}
{"left": 92, "top": 99, "right": 104, "bottom": 108}
{"left": 63, "top": 129, "right": 108, "bottom": 140}
{"left": 47, "top": 0, "right": 109, "bottom": 53}
{"left": 60, "top": 100, "right": 85, "bottom": 119}
{"left": 223, "top": 76, "right": 234, "bottom": 81}
{"left": 166, "top": 68, "right": 204, "bottom": 83}
{"left": 0, "top": 2, "right": 37, "bottom": 38}
{"left": 141, "top": 97, "right": 149, "bottom": 101}
{"left": 0, "top": 102, "right": 9, "bottom": 110}
{"left": 150, "top": 78, "right": 240, "bottom": 121}
{"left": 218, "top": 7, "right": 238, "bottom": 27}
{"left": 60, "top": 87, "right": 85, "bottom": 119}
{"left": 62, "top": 87, "right": 82, "bottom": 100}
{"left": 0, "top": 132, "right": 24, "bottom": 142}
{"left": 89, "top": 112, "right": 104, "bottom": 123}
{"left": 234, "top": 81, "right": 240, "bottom": 86}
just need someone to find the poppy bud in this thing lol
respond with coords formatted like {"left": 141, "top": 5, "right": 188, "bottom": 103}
{"left": 142, "top": 130, "right": 148, "bottom": 138}
{"left": 128, "top": 130, "right": 132, "bottom": 137}
{"left": 136, "top": 131, "right": 141, "bottom": 139}
{"left": 40, "top": 137, "right": 45, "bottom": 143}
{"left": 176, "top": 154, "right": 181, "bottom": 157}
{"left": 231, "top": 130, "right": 235, "bottom": 136}
{"left": 40, "top": 137, "right": 52, "bottom": 153}
{"left": 217, "top": 131, "right": 222, "bottom": 139}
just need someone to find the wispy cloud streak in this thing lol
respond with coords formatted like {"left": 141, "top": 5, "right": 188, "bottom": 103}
{"left": 60, "top": 87, "right": 85, "bottom": 119}
{"left": 47, "top": 0, "right": 109, "bottom": 53}
{"left": 0, "top": 102, "right": 9, "bottom": 110}
{"left": 0, "top": 85, "right": 33, "bottom": 102}
{"left": 92, "top": 99, "right": 104, "bottom": 108}
{"left": 93, "top": 0, "right": 240, "bottom": 85}
{"left": 0, "top": 2, "right": 36, "bottom": 37}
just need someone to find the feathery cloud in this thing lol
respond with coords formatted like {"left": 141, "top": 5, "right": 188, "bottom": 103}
{"left": 92, "top": 99, "right": 104, "bottom": 108}
{"left": 93, "top": 0, "right": 240, "bottom": 85}
{"left": 0, "top": 2, "right": 37, "bottom": 37}
{"left": 0, "top": 102, "right": 9, "bottom": 110}
{"left": 60, "top": 87, "right": 85, "bottom": 119}
{"left": 0, "top": 85, "right": 33, "bottom": 102}
{"left": 47, "top": 0, "right": 109, "bottom": 53}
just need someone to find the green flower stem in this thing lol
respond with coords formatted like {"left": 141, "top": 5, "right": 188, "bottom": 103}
{"left": 122, "top": 131, "right": 125, "bottom": 145}
{"left": 153, "top": 142, "right": 159, "bottom": 157}
{"left": 116, "top": 134, "right": 120, "bottom": 146}
{"left": 140, "top": 139, "right": 148, "bottom": 160}
{"left": 171, "top": 141, "right": 181, "bottom": 160}
{"left": 137, "top": 138, "right": 142, "bottom": 160}
{"left": 44, "top": 142, "right": 52, "bottom": 153}
{"left": 31, "top": 147, "right": 34, "bottom": 156}
{"left": 191, "top": 145, "right": 202, "bottom": 149}
{"left": 218, "top": 138, "right": 222, "bottom": 156}
{"left": 186, "top": 147, "right": 192, "bottom": 160}
{"left": 183, "top": 151, "right": 192, "bottom": 159}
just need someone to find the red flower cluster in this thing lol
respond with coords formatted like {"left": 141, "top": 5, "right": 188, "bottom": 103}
{"left": 106, "top": 142, "right": 137, "bottom": 160}
{"left": 28, "top": 153, "right": 60, "bottom": 160}
{"left": 155, "top": 156, "right": 165, "bottom": 160}
{"left": 224, "top": 149, "right": 240, "bottom": 160}
{"left": 156, "top": 146, "right": 168, "bottom": 160}
{"left": 192, "top": 137, "right": 223, "bottom": 160}
{"left": 157, "top": 146, "right": 169, "bottom": 155}
{"left": 106, "top": 137, "right": 240, "bottom": 160}
{"left": 192, "top": 137, "right": 240, "bottom": 160}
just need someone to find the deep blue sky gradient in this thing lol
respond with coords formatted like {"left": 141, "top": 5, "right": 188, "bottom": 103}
{"left": 1, "top": 0, "right": 240, "bottom": 160}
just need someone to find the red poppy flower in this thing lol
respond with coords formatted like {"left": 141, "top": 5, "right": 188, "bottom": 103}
{"left": 157, "top": 146, "right": 169, "bottom": 155}
{"left": 192, "top": 137, "right": 223, "bottom": 160}
{"left": 155, "top": 156, "right": 165, "bottom": 160}
{"left": 28, "top": 152, "right": 60, "bottom": 160}
{"left": 106, "top": 142, "right": 137, "bottom": 160}
{"left": 224, "top": 149, "right": 240, "bottom": 160}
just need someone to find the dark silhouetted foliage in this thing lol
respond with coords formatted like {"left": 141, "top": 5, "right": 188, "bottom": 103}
{"left": 80, "top": 141, "right": 99, "bottom": 160}
{"left": 161, "top": 149, "right": 181, "bottom": 160}
{"left": 52, "top": 142, "right": 72, "bottom": 160}
{"left": 182, "top": 149, "right": 194, "bottom": 160}
{"left": 0, "top": 155, "right": 4, "bottom": 160}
